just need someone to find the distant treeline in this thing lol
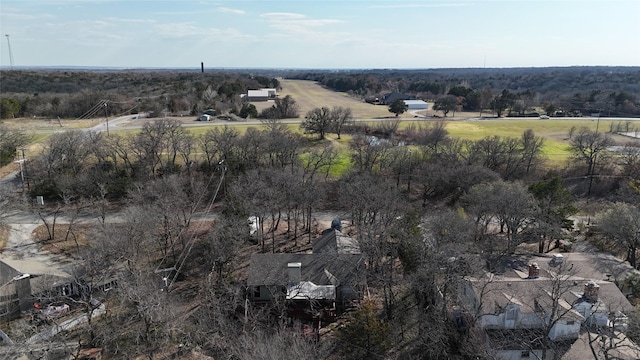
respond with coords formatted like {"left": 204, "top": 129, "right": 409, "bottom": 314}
{"left": 288, "top": 66, "right": 640, "bottom": 117}
{"left": 0, "top": 70, "right": 280, "bottom": 119}
{"left": 1, "top": 67, "right": 639, "bottom": 119}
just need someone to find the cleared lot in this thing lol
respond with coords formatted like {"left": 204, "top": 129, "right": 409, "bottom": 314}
{"left": 252, "top": 79, "right": 393, "bottom": 119}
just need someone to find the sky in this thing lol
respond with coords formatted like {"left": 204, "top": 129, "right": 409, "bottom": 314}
{"left": 1, "top": 0, "right": 639, "bottom": 69}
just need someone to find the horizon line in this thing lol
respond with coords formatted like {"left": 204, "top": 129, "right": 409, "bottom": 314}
{"left": 1, "top": 65, "right": 639, "bottom": 72}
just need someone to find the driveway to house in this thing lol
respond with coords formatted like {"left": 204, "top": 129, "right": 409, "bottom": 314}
{"left": 26, "top": 299, "right": 106, "bottom": 344}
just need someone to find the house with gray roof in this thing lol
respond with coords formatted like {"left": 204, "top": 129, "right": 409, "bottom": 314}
{"left": 460, "top": 253, "right": 638, "bottom": 359}
{"left": 247, "top": 229, "right": 366, "bottom": 311}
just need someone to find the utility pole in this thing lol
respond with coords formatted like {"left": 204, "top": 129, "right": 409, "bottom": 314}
{"left": 104, "top": 102, "right": 109, "bottom": 136}
{"left": 5, "top": 34, "right": 14, "bottom": 70}
{"left": 15, "top": 147, "right": 29, "bottom": 191}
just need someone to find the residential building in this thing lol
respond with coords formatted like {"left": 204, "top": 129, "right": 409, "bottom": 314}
{"left": 460, "top": 253, "right": 638, "bottom": 359}
{"left": 247, "top": 228, "right": 366, "bottom": 312}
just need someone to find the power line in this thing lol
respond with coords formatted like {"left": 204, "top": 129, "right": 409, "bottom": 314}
{"left": 77, "top": 100, "right": 108, "bottom": 120}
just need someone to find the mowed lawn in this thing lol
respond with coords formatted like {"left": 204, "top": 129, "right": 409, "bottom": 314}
{"left": 251, "top": 79, "right": 393, "bottom": 119}
{"left": 444, "top": 118, "right": 639, "bottom": 165}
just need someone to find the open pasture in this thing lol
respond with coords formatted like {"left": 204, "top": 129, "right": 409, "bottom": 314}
{"left": 251, "top": 79, "right": 393, "bottom": 119}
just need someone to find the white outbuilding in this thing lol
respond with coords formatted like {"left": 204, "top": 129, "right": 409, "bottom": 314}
{"left": 403, "top": 100, "right": 429, "bottom": 110}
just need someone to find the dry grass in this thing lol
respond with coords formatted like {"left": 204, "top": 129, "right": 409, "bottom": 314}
{"left": 0, "top": 118, "right": 101, "bottom": 131}
{"left": 0, "top": 162, "right": 18, "bottom": 179}
{"left": 32, "top": 223, "right": 92, "bottom": 256}
{"left": 251, "top": 79, "right": 393, "bottom": 119}
{"left": 0, "top": 225, "right": 9, "bottom": 252}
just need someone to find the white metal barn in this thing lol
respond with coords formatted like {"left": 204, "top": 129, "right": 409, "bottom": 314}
{"left": 403, "top": 100, "right": 429, "bottom": 109}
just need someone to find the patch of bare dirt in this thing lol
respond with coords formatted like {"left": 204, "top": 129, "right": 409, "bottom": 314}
{"left": 32, "top": 223, "right": 92, "bottom": 256}
{"left": 0, "top": 224, "right": 9, "bottom": 251}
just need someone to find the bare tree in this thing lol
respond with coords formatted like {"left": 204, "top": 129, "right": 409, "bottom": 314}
{"left": 349, "top": 134, "right": 392, "bottom": 174}
{"left": 570, "top": 126, "right": 613, "bottom": 176}
{"left": 205, "top": 214, "right": 247, "bottom": 282}
{"left": 117, "top": 272, "right": 176, "bottom": 359}
{"left": 521, "top": 129, "right": 545, "bottom": 175}
{"left": 199, "top": 125, "right": 240, "bottom": 172}
{"left": 127, "top": 175, "right": 205, "bottom": 262}
{"left": 338, "top": 174, "right": 406, "bottom": 318}
{"left": 301, "top": 145, "right": 338, "bottom": 182}
{"left": 330, "top": 106, "right": 353, "bottom": 139}
{"left": 130, "top": 119, "right": 186, "bottom": 177}
{"left": 231, "top": 327, "right": 333, "bottom": 360}
{"left": 462, "top": 180, "right": 535, "bottom": 253}
{"left": 301, "top": 107, "right": 332, "bottom": 140}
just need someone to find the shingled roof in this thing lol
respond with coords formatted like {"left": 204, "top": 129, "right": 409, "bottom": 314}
{"left": 313, "top": 228, "right": 361, "bottom": 255}
{"left": 467, "top": 277, "right": 634, "bottom": 318}
{"left": 247, "top": 253, "right": 365, "bottom": 287}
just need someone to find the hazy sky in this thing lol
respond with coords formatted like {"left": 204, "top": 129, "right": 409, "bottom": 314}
{"left": 1, "top": 0, "right": 639, "bottom": 69}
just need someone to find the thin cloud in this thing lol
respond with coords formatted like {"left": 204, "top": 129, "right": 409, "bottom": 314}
{"left": 260, "top": 12, "right": 306, "bottom": 20}
{"left": 260, "top": 11, "right": 347, "bottom": 45}
{"left": 1, "top": 11, "right": 55, "bottom": 21}
{"left": 153, "top": 22, "right": 255, "bottom": 41}
{"left": 369, "top": 2, "right": 471, "bottom": 9}
{"left": 105, "top": 17, "right": 157, "bottom": 24}
{"left": 217, "top": 7, "right": 245, "bottom": 15}
{"left": 261, "top": 12, "right": 342, "bottom": 29}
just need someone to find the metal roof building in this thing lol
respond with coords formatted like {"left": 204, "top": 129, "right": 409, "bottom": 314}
{"left": 403, "top": 99, "right": 429, "bottom": 109}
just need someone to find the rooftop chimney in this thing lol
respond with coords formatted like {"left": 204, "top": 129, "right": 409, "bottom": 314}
{"left": 528, "top": 262, "right": 540, "bottom": 279}
{"left": 583, "top": 280, "right": 600, "bottom": 303}
{"left": 288, "top": 262, "right": 301, "bottom": 284}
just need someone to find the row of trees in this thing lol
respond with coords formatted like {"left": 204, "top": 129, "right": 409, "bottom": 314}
{"left": 300, "top": 106, "right": 353, "bottom": 139}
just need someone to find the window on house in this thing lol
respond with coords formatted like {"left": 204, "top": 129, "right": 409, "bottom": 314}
{"left": 506, "top": 308, "right": 517, "bottom": 320}
{"left": 520, "top": 351, "right": 530, "bottom": 358}
{"left": 567, "top": 320, "right": 575, "bottom": 325}
{"left": 253, "top": 287, "right": 260, "bottom": 298}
